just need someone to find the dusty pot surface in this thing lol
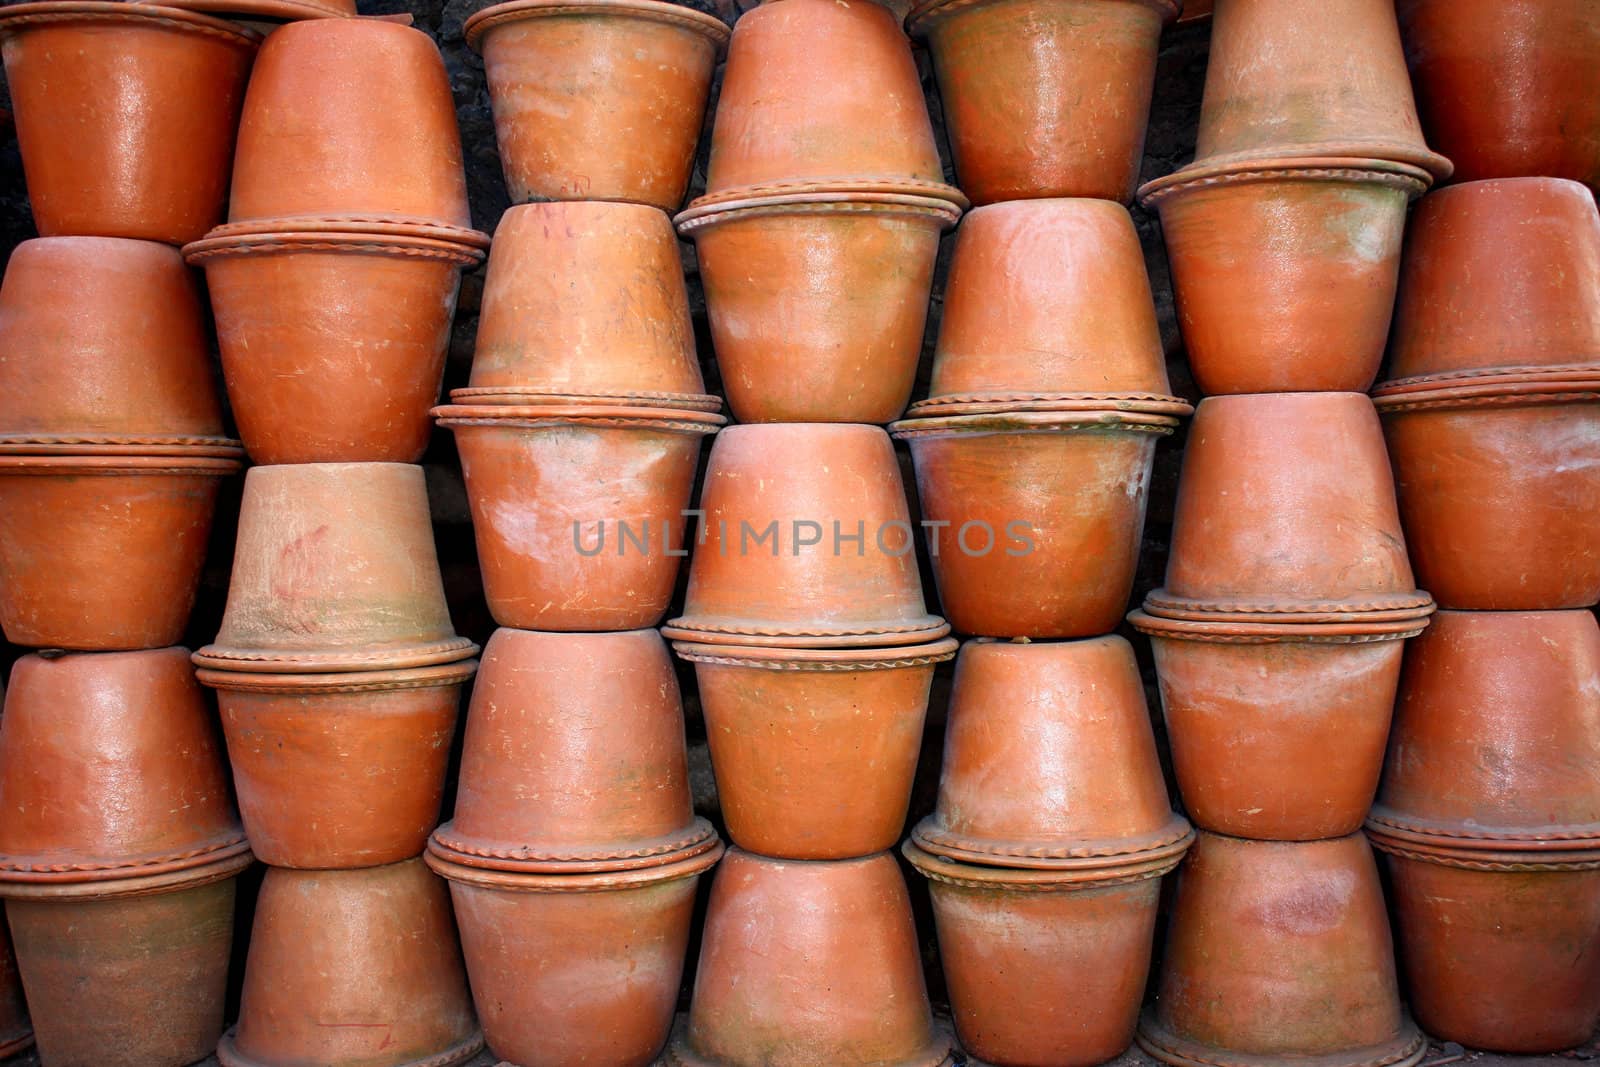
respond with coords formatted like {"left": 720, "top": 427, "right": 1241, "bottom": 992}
{"left": 228, "top": 19, "right": 472, "bottom": 228}
{"left": 428, "top": 842, "right": 723, "bottom": 1067}
{"left": 1139, "top": 832, "right": 1424, "bottom": 1067}
{"left": 220, "top": 859, "right": 482, "bottom": 1067}
{"left": 0, "top": 453, "right": 237, "bottom": 650}
{"left": 1193, "top": 0, "right": 1449, "bottom": 180}
{"left": 201, "top": 660, "right": 477, "bottom": 869}
{"left": 433, "top": 628, "right": 712, "bottom": 871}
{"left": 196, "top": 462, "right": 476, "bottom": 672}
{"left": 436, "top": 404, "right": 721, "bottom": 631}
{"left": 1398, "top": 0, "right": 1599, "bottom": 190}
{"left": 0, "top": 2, "right": 257, "bottom": 245}
{"left": 678, "top": 191, "right": 958, "bottom": 424}
{"left": 1140, "top": 157, "right": 1429, "bottom": 395}
{"left": 908, "top": 0, "right": 1176, "bottom": 205}
{"left": 185, "top": 226, "right": 486, "bottom": 464}
{"left": 466, "top": 0, "right": 726, "bottom": 211}
{"left": 664, "top": 423, "right": 947, "bottom": 647}
{"left": 0, "top": 913, "right": 31, "bottom": 1058}
{"left": 1386, "top": 177, "right": 1600, "bottom": 380}
{"left": 0, "top": 237, "right": 227, "bottom": 443}
{"left": 669, "top": 849, "right": 951, "bottom": 1067}
{"left": 905, "top": 841, "right": 1182, "bottom": 1067}
{"left": 672, "top": 639, "right": 957, "bottom": 860}
{"left": 914, "top": 637, "right": 1191, "bottom": 868}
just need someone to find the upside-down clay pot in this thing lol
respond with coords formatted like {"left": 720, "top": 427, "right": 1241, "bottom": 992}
{"left": 0, "top": 916, "right": 31, "bottom": 1058}
{"left": 663, "top": 424, "right": 948, "bottom": 648}
{"left": 457, "top": 202, "right": 712, "bottom": 407}
{"left": 0, "top": 3, "right": 257, "bottom": 244}
{"left": 908, "top": 0, "right": 1176, "bottom": 205}
{"left": 427, "top": 842, "right": 724, "bottom": 1067}
{"left": 465, "top": 0, "right": 727, "bottom": 211}
{"left": 671, "top": 639, "right": 958, "bottom": 860}
{"left": 1138, "top": 833, "right": 1425, "bottom": 1067}
{"left": 218, "top": 860, "right": 483, "bottom": 1067}
{"left": 1139, "top": 158, "right": 1430, "bottom": 395}
{"left": 195, "top": 463, "right": 477, "bottom": 672}
{"left": 435, "top": 405, "right": 722, "bottom": 631}
{"left": 184, "top": 226, "right": 487, "bottom": 464}
{"left": 1194, "top": 0, "right": 1450, "bottom": 181}
{"left": 198, "top": 660, "right": 477, "bottom": 869}
{"left": 0, "top": 453, "right": 238, "bottom": 650}
{"left": 431, "top": 628, "right": 713, "bottom": 871}
{"left": 1398, "top": 0, "right": 1600, "bottom": 190}
{"left": 669, "top": 850, "right": 951, "bottom": 1067}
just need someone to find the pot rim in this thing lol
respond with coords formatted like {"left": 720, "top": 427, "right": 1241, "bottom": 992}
{"left": 1372, "top": 365, "right": 1600, "bottom": 413}
{"left": 0, "top": 434, "right": 244, "bottom": 459}
{"left": 660, "top": 616, "right": 952, "bottom": 650}
{"left": 464, "top": 0, "right": 729, "bottom": 51}
{"left": 0, "top": 834, "right": 250, "bottom": 887}
{"left": 0, "top": 452, "right": 242, "bottom": 475}
{"left": 427, "top": 816, "right": 719, "bottom": 876}
{"left": 1128, "top": 609, "right": 1431, "bottom": 644}
{"left": 902, "top": 839, "right": 1187, "bottom": 890}
{"left": 904, "top": 392, "right": 1193, "bottom": 419}
{"left": 1366, "top": 830, "right": 1600, "bottom": 872}
{"left": 0, "top": 1, "right": 260, "bottom": 45}
{"left": 1138, "top": 154, "right": 1436, "bottom": 208}
{"left": 907, "top": 0, "right": 1178, "bottom": 35}
{"left": 425, "top": 836, "right": 725, "bottom": 893}
{"left": 909, "top": 812, "right": 1196, "bottom": 872}
{"left": 183, "top": 228, "right": 488, "bottom": 267}
{"left": 201, "top": 214, "right": 491, "bottom": 249}
{"left": 217, "top": 1026, "right": 485, "bottom": 1067}
{"left": 670, "top": 636, "right": 960, "bottom": 671}
{"left": 1140, "top": 589, "right": 1438, "bottom": 627}
{"left": 191, "top": 637, "right": 481, "bottom": 674}
{"left": 1136, "top": 1010, "right": 1427, "bottom": 1067}
{"left": 146, "top": 0, "right": 353, "bottom": 20}
{"left": 449, "top": 387, "right": 723, "bottom": 413}
{"left": 676, "top": 187, "right": 966, "bottom": 234}
{"left": 1366, "top": 810, "right": 1600, "bottom": 857}
{"left": 889, "top": 407, "right": 1182, "bottom": 439}
{"left": 0, "top": 845, "right": 253, "bottom": 902}
{"left": 432, "top": 402, "right": 726, "bottom": 434}
{"left": 196, "top": 658, "right": 480, "bottom": 694}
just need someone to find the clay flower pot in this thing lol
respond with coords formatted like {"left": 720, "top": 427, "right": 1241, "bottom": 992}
{"left": 1193, "top": 0, "right": 1449, "bottom": 181}
{"left": 0, "top": 453, "right": 239, "bottom": 650}
{"left": 0, "top": 237, "right": 229, "bottom": 445}
{"left": 913, "top": 637, "right": 1192, "bottom": 869}
{"left": 434, "top": 404, "right": 723, "bottom": 631}
{"left": 184, "top": 225, "right": 487, "bottom": 464}
{"left": 678, "top": 192, "right": 960, "bottom": 424}
{"left": 1138, "top": 832, "right": 1424, "bottom": 1067}
{"left": 456, "top": 202, "right": 714, "bottom": 408}
{"left": 671, "top": 639, "right": 958, "bottom": 860}
{"left": 663, "top": 424, "right": 948, "bottom": 648}
{"left": 908, "top": 0, "right": 1177, "bottom": 205}
{"left": 1398, "top": 0, "right": 1600, "bottom": 190}
{"left": 0, "top": 915, "right": 31, "bottom": 1059}
{"left": 431, "top": 628, "right": 715, "bottom": 871}
{"left": 465, "top": 0, "right": 727, "bottom": 212}
{"left": 218, "top": 860, "right": 483, "bottom": 1067}
{"left": 1139, "top": 158, "right": 1430, "bottom": 395}
{"left": 904, "top": 841, "right": 1184, "bottom": 1067}
{"left": 0, "top": 2, "right": 257, "bottom": 245}
{"left": 427, "top": 841, "right": 724, "bottom": 1067}
{"left": 198, "top": 660, "right": 477, "bottom": 869}
{"left": 227, "top": 19, "right": 473, "bottom": 229}
{"left": 195, "top": 463, "right": 477, "bottom": 672}
{"left": 668, "top": 849, "right": 951, "bottom": 1067}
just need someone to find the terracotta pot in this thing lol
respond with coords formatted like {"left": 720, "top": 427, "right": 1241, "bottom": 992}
{"left": 1398, "top": 0, "right": 1600, "bottom": 190}
{"left": 905, "top": 841, "right": 1183, "bottom": 1067}
{"left": 0, "top": 2, "right": 257, "bottom": 244}
{"left": 913, "top": 637, "right": 1192, "bottom": 868}
{"left": 669, "top": 849, "right": 951, "bottom": 1067}
{"left": 671, "top": 639, "right": 958, "bottom": 860}
{"left": 184, "top": 225, "right": 487, "bottom": 464}
{"left": 908, "top": 0, "right": 1175, "bottom": 205}
{"left": 1387, "top": 178, "right": 1600, "bottom": 380}
{"left": 457, "top": 202, "right": 712, "bottom": 407}
{"left": 227, "top": 19, "right": 472, "bottom": 229}
{"left": 465, "top": 0, "right": 726, "bottom": 212}
{"left": 199, "top": 660, "right": 476, "bottom": 869}
{"left": 0, "top": 453, "right": 238, "bottom": 650}
{"left": 677, "top": 192, "right": 959, "bottom": 424}
{"left": 431, "top": 628, "right": 713, "bottom": 871}
{"left": 219, "top": 860, "right": 482, "bottom": 1067}
{"left": 434, "top": 404, "right": 722, "bottom": 631}
{"left": 0, "top": 912, "right": 31, "bottom": 1059}
{"left": 1138, "top": 832, "right": 1424, "bottom": 1067}
{"left": 893, "top": 408, "right": 1181, "bottom": 639}
{"left": 1373, "top": 375, "right": 1600, "bottom": 610}
{"left": 910, "top": 199, "right": 1174, "bottom": 413}
{"left": 1, "top": 852, "right": 251, "bottom": 1067}
{"left": 1193, "top": 0, "right": 1450, "bottom": 181}
{"left": 427, "top": 841, "right": 724, "bottom": 1067}
{"left": 0, "top": 237, "right": 227, "bottom": 444}
{"left": 195, "top": 463, "right": 477, "bottom": 672}
{"left": 1140, "top": 158, "right": 1430, "bottom": 395}
{"left": 663, "top": 424, "right": 948, "bottom": 648}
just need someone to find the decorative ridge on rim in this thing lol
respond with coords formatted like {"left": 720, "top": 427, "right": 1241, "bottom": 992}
{"left": 183, "top": 231, "right": 487, "bottom": 267}
{"left": 1364, "top": 834, "right": 1600, "bottom": 874}
{"left": 145, "top": 0, "right": 353, "bottom": 21}
{"left": 0, "top": 452, "right": 242, "bottom": 474}
{"left": 670, "top": 637, "right": 959, "bottom": 672}
{"left": 904, "top": 391, "right": 1194, "bottom": 419}
{"left": 0, "top": 834, "right": 250, "bottom": 883}
{"left": 217, "top": 1027, "right": 485, "bottom": 1067}
{"left": 907, "top": 0, "right": 1178, "bottom": 33}
{"left": 0, "top": 435, "right": 245, "bottom": 459}
{"left": 676, "top": 191, "right": 965, "bottom": 236}
{"left": 433, "top": 402, "right": 726, "bottom": 434}
{"left": 427, "top": 817, "right": 719, "bottom": 875}
{"left": 660, "top": 616, "right": 951, "bottom": 651}
{"left": 464, "top": 0, "right": 730, "bottom": 52}
{"left": 1138, "top": 155, "right": 1435, "bottom": 207}
{"left": 1128, "top": 609, "right": 1431, "bottom": 645}
{"left": 0, "top": 847, "right": 253, "bottom": 903}
{"left": 191, "top": 637, "right": 480, "bottom": 675}
{"left": 202, "top": 215, "right": 492, "bottom": 249}
{"left": 1187, "top": 140, "right": 1453, "bottom": 183}
{"left": 911, "top": 813, "right": 1194, "bottom": 870}
{"left": 681, "top": 178, "right": 968, "bottom": 216}
{"left": 1373, "top": 362, "right": 1600, "bottom": 394}
{"left": 1372, "top": 366, "right": 1600, "bottom": 413}
{"left": 195, "top": 659, "right": 480, "bottom": 695}
{"left": 1365, "top": 810, "right": 1600, "bottom": 852}
{"left": 1141, "top": 589, "right": 1437, "bottom": 626}
{"left": 0, "top": 2, "right": 261, "bottom": 45}
{"left": 889, "top": 408, "right": 1181, "bottom": 440}
{"left": 1136, "top": 1012, "right": 1428, "bottom": 1067}
{"left": 448, "top": 387, "right": 722, "bottom": 413}
{"left": 902, "top": 840, "right": 1188, "bottom": 891}
{"left": 425, "top": 837, "right": 725, "bottom": 894}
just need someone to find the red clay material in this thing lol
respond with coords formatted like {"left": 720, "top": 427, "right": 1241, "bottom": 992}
{"left": 0, "top": 915, "right": 31, "bottom": 1059}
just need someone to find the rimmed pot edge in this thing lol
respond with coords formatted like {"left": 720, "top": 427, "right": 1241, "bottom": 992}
{"left": 670, "top": 636, "right": 960, "bottom": 671}
{"left": 433, "top": 402, "right": 726, "bottom": 433}
{"left": 0, "top": 835, "right": 250, "bottom": 886}
{"left": 196, "top": 658, "right": 480, "bottom": 693}
{"left": 909, "top": 812, "right": 1195, "bottom": 872}
{"left": 0, "top": 846, "right": 253, "bottom": 902}
{"left": 427, "top": 816, "right": 720, "bottom": 876}
{"left": 890, "top": 408, "right": 1182, "bottom": 439}
{"left": 0, "top": 1, "right": 261, "bottom": 44}
{"left": 1128, "top": 609, "right": 1431, "bottom": 644}
{"left": 425, "top": 837, "right": 725, "bottom": 892}
{"left": 660, "top": 617, "right": 952, "bottom": 650}
{"left": 1138, "top": 155, "right": 1436, "bottom": 208}
{"left": 448, "top": 388, "right": 722, "bottom": 413}
{"left": 676, "top": 188, "right": 966, "bottom": 233}
{"left": 191, "top": 638, "right": 480, "bottom": 675}
{"left": 907, "top": 0, "right": 1179, "bottom": 36}
{"left": 1140, "top": 589, "right": 1437, "bottom": 626}
{"left": 464, "top": 0, "right": 729, "bottom": 52}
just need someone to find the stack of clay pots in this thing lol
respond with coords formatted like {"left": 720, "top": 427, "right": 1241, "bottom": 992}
{"left": 1132, "top": 3, "right": 1447, "bottom": 1066}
